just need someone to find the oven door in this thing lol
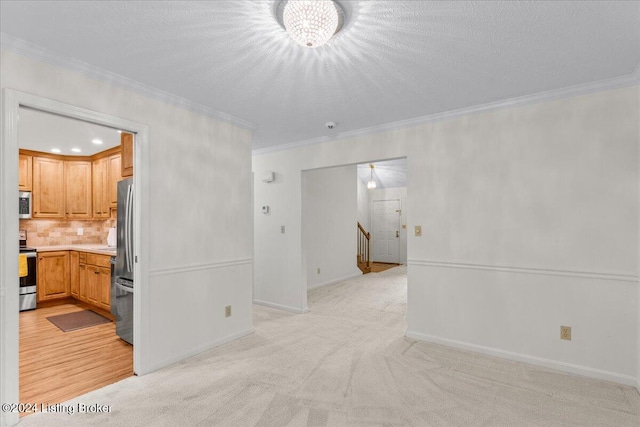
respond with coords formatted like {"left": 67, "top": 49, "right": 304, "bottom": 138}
{"left": 19, "top": 251, "right": 37, "bottom": 311}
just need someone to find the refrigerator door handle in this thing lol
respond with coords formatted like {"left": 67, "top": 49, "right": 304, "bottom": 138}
{"left": 116, "top": 282, "right": 134, "bottom": 294}
{"left": 129, "top": 184, "right": 134, "bottom": 269}
{"left": 125, "top": 184, "right": 133, "bottom": 273}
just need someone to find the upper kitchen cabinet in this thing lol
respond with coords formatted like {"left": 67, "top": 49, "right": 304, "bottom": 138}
{"left": 121, "top": 132, "right": 133, "bottom": 177}
{"left": 107, "top": 153, "right": 121, "bottom": 208}
{"left": 65, "top": 160, "right": 92, "bottom": 219}
{"left": 92, "top": 157, "right": 109, "bottom": 219}
{"left": 32, "top": 156, "right": 65, "bottom": 218}
{"left": 18, "top": 153, "right": 33, "bottom": 191}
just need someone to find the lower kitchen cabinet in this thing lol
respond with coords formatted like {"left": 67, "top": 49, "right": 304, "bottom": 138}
{"left": 69, "top": 251, "right": 80, "bottom": 298}
{"left": 37, "top": 251, "right": 70, "bottom": 302}
{"left": 71, "top": 251, "right": 112, "bottom": 312}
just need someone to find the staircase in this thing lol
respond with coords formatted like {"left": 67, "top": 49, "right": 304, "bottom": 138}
{"left": 357, "top": 222, "right": 371, "bottom": 274}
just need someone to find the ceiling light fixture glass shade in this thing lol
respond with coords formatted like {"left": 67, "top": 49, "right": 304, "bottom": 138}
{"left": 367, "top": 164, "right": 377, "bottom": 189}
{"left": 283, "top": 0, "right": 339, "bottom": 48}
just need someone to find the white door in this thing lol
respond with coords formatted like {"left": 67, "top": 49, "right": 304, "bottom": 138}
{"left": 372, "top": 199, "right": 401, "bottom": 263}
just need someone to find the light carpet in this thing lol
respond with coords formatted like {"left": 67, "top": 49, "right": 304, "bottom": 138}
{"left": 18, "top": 266, "right": 640, "bottom": 426}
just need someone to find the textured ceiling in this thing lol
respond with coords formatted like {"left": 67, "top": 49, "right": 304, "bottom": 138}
{"left": 1, "top": 1, "right": 639, "bottom": 151}
{"left": 19, "top": 108, "right": 121, "bottom": 156}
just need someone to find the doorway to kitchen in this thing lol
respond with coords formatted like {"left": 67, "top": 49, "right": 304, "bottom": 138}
{"left": 17, "top": 107, "right": 134, "bottom": 411}
{"left": 0, "top": 90, "right": 149, "bottom": 425}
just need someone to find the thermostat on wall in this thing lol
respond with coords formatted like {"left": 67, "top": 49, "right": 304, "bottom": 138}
{"left": 262, "top": 205, "right": 270, "bottom": 214}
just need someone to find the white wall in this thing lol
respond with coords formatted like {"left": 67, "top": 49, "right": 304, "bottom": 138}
{"left": 1, "top": 49, "right": 253, "bottom": 379}
{"left": 253, "top": 85, "right": 640, "bottom": 386}
{"left": 302, "top": 165, "right": 361, "bottom": 290}
{"left": 356, "top": 177, "right": 370, "bottom": 231}
{"left": 369, "top": 187, "right": 408, "bottom": 264}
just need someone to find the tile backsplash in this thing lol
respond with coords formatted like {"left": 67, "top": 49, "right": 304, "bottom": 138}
{"left": 20, "top": 218, "right": 116, "bottom": 246}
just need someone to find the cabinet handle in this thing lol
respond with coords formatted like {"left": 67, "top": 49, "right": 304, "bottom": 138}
{"left": 94, "top": 271, "right": 99, "bottom": 275}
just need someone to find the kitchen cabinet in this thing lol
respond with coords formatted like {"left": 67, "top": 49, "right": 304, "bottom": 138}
{"left": 32, "top": 156, "right": 65, "bottom": 218}
{"left": 37, "top": 251, "right": 70, "bottom": 301}
{"left": 121, "top": 132, "right": 133, "bottom": 177}
{"left": 69, "top": 251, "right": 80, "bottom": 298}
{"left": 86, "top": 265, "right": 101, "bottom": 306}
{"left": 92, "top": 157, "right": 109, "bottom": 218}
{"left": 76, "top": 252, "right": 111, "bottom": 312}
{"left": 65, "top": 160, "right": 92, "bottom": 219}
{"left": 18, "top": 153, "right": 32, "bottom": 191}
{"left": 107, "top": 153, "right": 121, "bottom": 208}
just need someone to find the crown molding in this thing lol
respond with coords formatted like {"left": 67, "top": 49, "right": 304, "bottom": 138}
{"left": 0, "top": 33, "right": 256, "bottom": 130}
{"left": 253, "top": 63, "right": 640, "bottom": 156}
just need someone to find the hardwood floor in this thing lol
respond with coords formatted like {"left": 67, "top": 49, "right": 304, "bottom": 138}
{"left": 19, "top": 302, "right": 133, "bottom": 415}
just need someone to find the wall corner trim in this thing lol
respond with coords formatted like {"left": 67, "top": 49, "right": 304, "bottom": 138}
{"left": 405, "top": 330, "right": 637, "bottom": 387}
{"left": 307, "top": 272, "right": 363, "bottom": 290}
{"left": 143, "top": 328, "right": 253, "bottom": 375}
{"left": 253, "top": 69, "right": 640, "bottom": 156}
{"left": 0, "top": 32, "right": 256, "bottom": 131}
{"left": 253, "top": 299, "right": 308, "bottom": 314}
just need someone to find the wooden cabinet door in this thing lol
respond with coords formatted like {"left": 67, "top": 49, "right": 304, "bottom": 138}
{"left": 37, "top": 251, "right": 70, "bottom": 301}
{"left": 33, "top": 156, "right": 65, "bottom": 218}
{"left": 18, "top": 154, "right": 33, "bottom": 191}
{"left": 98, "top": 267, "right": 111, "bottom": 311}
{"left": 92, "top": 158, "right": 109, "bottom": 218}
{"left": 86, "top": 265, "right": 100, "bottom": 305}
{"left": 79, "top": 263, "right": 87, "bottom": 302}
{"left": 121, "top": 132, "right": 133, "bottom": 177}
{"left": 65, "top": 160, "right": 92, "bottom": 218}
{"left": 69, "top": 251, "right": 80, "bottom": 298}
{"left": 107, "top": 154, "right": 121, "bottom": 208}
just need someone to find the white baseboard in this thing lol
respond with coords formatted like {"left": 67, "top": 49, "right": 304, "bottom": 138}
{"left": 307, "top": 272, "right": 362, "bottom": 290}
{"left": 145, "top": 328, "right": 253, "bottom": 374}
{"left": 253, "top": 299, "right": 309, "bottom": 314}
{"left": 405, "top": 330, "right": 637, "bottom": 387}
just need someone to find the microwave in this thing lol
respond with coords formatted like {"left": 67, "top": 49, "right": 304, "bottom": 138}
{"left": 19, "top": 191, "right": 31, "bottom": 219}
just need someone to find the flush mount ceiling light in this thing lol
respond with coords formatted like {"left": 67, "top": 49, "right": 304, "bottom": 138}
{"left": 276, "top": 0, "right": 345, "bottom": 48}
{"left": 367, "top": 164, "right": 377, "bottom": 189}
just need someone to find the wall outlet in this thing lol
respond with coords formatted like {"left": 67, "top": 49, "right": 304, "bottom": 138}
{"left": 77, "top": 228, "right": 83, "bottom": 236}
{"left": 281, "top": 225, "right": 285, "bottom": 234}
{"left": 225, "top": 306, "right": 232, "bottom": 317}
{"left": 414, "top": 225, "right": 422, "bottom": 237}
{"left": 317, "top": 267, "right": 320, "bottom": 274}
{"left": 560, "top": 326, "right": 571, "bottom": 340}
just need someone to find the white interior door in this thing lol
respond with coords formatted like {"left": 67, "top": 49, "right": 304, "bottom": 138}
{"left": 372, "top": 199, "right": 401, "bottom": 263}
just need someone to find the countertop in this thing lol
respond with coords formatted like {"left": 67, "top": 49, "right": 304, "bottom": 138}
{"left": 33, "top": 244, "right": 117, "bottom": 256}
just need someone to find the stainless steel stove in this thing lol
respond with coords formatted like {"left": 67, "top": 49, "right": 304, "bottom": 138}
{"left": 19, "top": 239, "right": 37, "bottom": 311}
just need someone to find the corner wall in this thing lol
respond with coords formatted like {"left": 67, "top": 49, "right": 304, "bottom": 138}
{"left": 1, "top": 49, "right": 254, "bottom": 376}
{"left": 302, "top": 165, "right": 361, "bottom": 290}
{"left": 253, "top": 85, "right": 639, "bottom": 386}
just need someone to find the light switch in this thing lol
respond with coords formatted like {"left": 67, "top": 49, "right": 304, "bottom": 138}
{"left": 414, "top": 225, "right": 422, "bottom": 237}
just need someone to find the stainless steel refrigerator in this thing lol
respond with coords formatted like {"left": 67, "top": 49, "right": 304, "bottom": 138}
{"left": 114, "top": 178, "right": 134, "bottom": 345}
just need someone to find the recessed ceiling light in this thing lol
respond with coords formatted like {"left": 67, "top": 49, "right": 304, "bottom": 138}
{"left": 117, "top": 130, "right": 122, "bottom": 134}
{"left": 51, "top": 148, "right": 61, "bottom": 153}
{"left": 92, "top": 139, "right": 103, "bottom": 145}
{"left": 71, "top": 148, "right": 81, "bottom": 153}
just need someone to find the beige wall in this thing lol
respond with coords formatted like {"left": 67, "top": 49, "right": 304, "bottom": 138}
{"left": 254, "top": 85, "right": 640, "bottom": 385}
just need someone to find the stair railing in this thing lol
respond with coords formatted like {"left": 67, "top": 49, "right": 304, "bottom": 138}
{"left": 357, "top": 222, "right": 371, "bottom": 269}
